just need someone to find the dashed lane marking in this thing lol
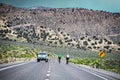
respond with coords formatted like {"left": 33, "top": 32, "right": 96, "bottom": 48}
{"left": 45, "top": 63, "right": 51, "bottom": 80}
{"left": 47, "top": 71, "right": 50, "bottom": 73}
{"left": 46, "top": 74, "right": 50, "bottom": 76}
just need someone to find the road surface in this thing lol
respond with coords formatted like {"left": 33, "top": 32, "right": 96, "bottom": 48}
{"left": 0, "top": 60, "right": 119, "bottom": 80}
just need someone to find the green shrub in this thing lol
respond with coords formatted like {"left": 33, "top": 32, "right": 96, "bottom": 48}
{"left": 80, "top": 37, "right": 85, "bottom": 40}
{"left": 88, "top": 46, "right": 92, "bottom": 49}
{"left": 59, "top": 39, "right": 63, "bottom": 44}
{"left": 83, "top": 41, "right": 88, "bottom": 46}
{"left": 118, "top": 48, "right": 120, "bottom": 51}
{"left": 104, "top": 46, "right": 110, "bottom": 49}
{"left": 88, "top": 38, "right": 91, "bottom": 42}
{"left": 98, "top": 39, "right": 103, "bottom": 44}
{"left": 93, "top": 46, "right": 96, "bottom": 49}
{"left": 107, "top": 41, "right": 112, "bottom": 44}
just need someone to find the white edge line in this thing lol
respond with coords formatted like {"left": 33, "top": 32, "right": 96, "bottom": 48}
{"left": 80, "top": 67, "right": 108, "bottom": 80}
{"left": 0, "top": 62, "right": 30, "bottom": 71}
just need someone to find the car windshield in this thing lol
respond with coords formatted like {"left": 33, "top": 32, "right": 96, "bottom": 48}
{"left": 38, "top": 53, "right": 47, "bottom": 55}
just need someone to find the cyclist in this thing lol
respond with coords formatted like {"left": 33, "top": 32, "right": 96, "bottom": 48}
{"left": 58, "top": 54, "right": 62, "bottom": 63}
{"left": 66, "top": 54, "right": 70, "bottom": 64}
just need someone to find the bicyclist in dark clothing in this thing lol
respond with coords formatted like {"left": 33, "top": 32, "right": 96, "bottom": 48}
{"left": 66, "top": 54, "right": 70, "bottom": 64}
{"left": 58, "top": 54, "right": 62, "bottom": 63}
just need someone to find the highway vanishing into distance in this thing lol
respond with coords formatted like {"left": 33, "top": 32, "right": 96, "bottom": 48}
{"left": 0, "top": 59, "right": 119, "bottom": 80}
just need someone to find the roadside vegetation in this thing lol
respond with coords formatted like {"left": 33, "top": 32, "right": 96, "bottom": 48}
{"left": 0, "top": 40, "right": 120, "bottom": 74}
{"left": 0, "top": 41, "right": 38, "bottom": 64}
{"left": 69, "top": 58, "right": 120, "bottom": 74}
{"left": 0, "top": 40, "right": 58, "bottom": 64}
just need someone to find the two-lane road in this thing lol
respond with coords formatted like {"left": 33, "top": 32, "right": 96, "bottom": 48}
{"left": 0, "top": 60, "right": 119, "bottom": 80}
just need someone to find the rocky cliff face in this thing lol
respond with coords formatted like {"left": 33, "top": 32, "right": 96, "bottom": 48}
{"left": 0, "top": 3, "right": 120, "bottom": 53}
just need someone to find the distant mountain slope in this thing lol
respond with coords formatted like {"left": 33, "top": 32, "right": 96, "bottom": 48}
{"left": 0, "top": 3, "right": 120, "bottom": 53}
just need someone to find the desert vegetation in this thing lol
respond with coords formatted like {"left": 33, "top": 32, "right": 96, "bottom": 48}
{"left": 69, "top": 58, "right": 120, "bottom": 74}
{"left": 0, "top": 3, "right": 120, "bottom": 53}
{"left": 0, "top": 40, "right": 37, "bottom": 63}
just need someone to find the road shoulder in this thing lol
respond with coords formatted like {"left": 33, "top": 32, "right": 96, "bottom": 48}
{"left": 71, "top": 63, "right": 120, "bottom": 79}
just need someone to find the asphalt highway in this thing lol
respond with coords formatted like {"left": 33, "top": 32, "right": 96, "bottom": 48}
{"left": 0, "top": 60, "right": 119, "bottom": 80}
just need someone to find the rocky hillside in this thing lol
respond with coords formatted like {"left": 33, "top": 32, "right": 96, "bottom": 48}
{"left": 0, "top": 3, "right": 120, "bottom": 53}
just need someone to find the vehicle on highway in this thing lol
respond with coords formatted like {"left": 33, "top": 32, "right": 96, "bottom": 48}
{"left": 37, "top": 52, "right": 48, "bottom": 62}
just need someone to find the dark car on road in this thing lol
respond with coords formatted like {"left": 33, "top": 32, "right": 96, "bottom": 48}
{"left": 37, "top": 53, "right": 48, "bottom": 62}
